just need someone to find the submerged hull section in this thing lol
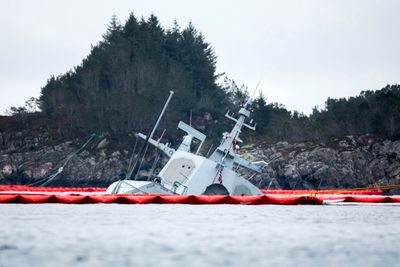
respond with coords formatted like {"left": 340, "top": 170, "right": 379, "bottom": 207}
{"left": 106, "top": 180, "right": 173, "bottom": 194}
{"left": 107, "top": 150, "right": 262, "bottom": 196}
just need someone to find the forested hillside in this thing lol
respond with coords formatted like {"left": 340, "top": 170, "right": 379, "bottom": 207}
{"left": 38, "top": 14, "right": 228, "bottom": 139}
{"left": 1, "top": 13, "right": 400, "bottom": 188}
{"left": 5, "top": 13, "right": 400, "bottom": 143}
{"left": 252, "top": 84, "right": 400, "bottom": 142}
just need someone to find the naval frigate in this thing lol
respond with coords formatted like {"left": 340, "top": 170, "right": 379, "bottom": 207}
{"left": 106, "top": 91, "right": 267, "bottom": 195}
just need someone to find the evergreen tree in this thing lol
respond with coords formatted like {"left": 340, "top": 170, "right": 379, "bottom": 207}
{"left": 32, "top": 13, "right": 400, "bottom": 142}
{"left": 38, "top": 14, "right": 227, "bottom": 139}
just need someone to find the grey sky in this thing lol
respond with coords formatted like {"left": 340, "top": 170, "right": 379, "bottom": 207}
{"left": 1, "top": 0, "right": 399, "bottom": 115}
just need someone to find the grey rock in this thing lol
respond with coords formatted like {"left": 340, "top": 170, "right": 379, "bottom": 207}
{"left": 2, "top": 164, "right": 13, "bottom": 176}
{"left": 0, "top": 128, "right": 400, "bottom": 192}
{"left": 97, "top": 139, "right": 109, "bottom": 149}
{"left": 239, "top": 137, "right": 400, "bottom": 191}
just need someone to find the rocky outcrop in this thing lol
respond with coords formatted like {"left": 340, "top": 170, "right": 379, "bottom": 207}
{"left": 0, "top": 131, "right": 138, "bottom": 186}
{"left": 1, "top": 130, "right": 399, "bottom": 192}
{"left": 240, "top": 135, "right": 400, "bottom": 192}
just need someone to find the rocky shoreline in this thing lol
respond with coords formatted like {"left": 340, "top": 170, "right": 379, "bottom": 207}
{"left": 240, "top": 135, "right": 400, "bottom": 193}
{"left": 1, "top": 130, "right": 399, "bottom": 193}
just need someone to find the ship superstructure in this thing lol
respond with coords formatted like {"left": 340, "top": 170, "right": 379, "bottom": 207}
{"left": 106, "top": 93, "right": 266, "bottom": 195}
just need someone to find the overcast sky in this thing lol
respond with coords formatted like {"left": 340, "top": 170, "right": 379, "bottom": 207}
{"left": 1, "top": 0, "right": 399, "bottom": 115}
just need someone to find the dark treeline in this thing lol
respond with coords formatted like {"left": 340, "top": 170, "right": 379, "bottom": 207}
{"left": 6, "top": 14, "right": 400, "bottom": 143}
{"left": 38, "top": 13, "right": 228, "bottom": 140}
{"left": 251, "top": 84, "right": 400, "bottom": 141}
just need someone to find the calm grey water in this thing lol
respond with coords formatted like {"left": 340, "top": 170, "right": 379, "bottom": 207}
{"left": 0, "top": 204, "right": 399, "bottom": 267}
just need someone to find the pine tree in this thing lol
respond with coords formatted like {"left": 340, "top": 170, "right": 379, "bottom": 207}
{"left": 103, "top": 14, "right": 123, "bottom": 43}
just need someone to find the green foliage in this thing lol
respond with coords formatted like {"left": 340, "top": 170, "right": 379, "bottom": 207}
{"left": 6, "top": 97, "right": 39, "bottom": 116}
{"left": 252, "top": 84, "right": 400, "bottom": 141}
{"left": 39, "top": 13, "right": 225, "bottom": 138}
{"left": 309, "top": 84, "right": 400, "bottom": 140}
{"left": 222, "top": 77, "right": 250, "bottom": 107}
{"left": 36, "top": 13, "right": 400, "bottom": 143}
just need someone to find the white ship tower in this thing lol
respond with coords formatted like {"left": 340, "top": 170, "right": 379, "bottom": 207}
{"left": 106, "top": 93, "right": 266, "bottom": 195}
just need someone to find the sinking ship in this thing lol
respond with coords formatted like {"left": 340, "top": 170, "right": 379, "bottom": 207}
{"left": 2, "top": 95, "right": 397, "bottom": 205}
{"left": 106, "top": 91, "right": 267, "bottom": 195}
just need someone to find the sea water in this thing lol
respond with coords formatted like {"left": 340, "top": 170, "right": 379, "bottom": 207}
{"left": 0, "top": 204, "right": 399, "bottom": 267}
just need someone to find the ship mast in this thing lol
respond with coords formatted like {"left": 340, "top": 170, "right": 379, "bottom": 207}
{"left": 210, "top": 100, "right": 262, "bottom": 175}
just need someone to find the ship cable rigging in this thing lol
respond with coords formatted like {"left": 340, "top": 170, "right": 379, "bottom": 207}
{"left": 28, "top": 132, "right": 108, "bottom": 187}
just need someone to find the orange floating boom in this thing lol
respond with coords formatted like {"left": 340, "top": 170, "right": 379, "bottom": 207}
{"left": 0, "top": 192, "right": 399, "bottom": 205}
